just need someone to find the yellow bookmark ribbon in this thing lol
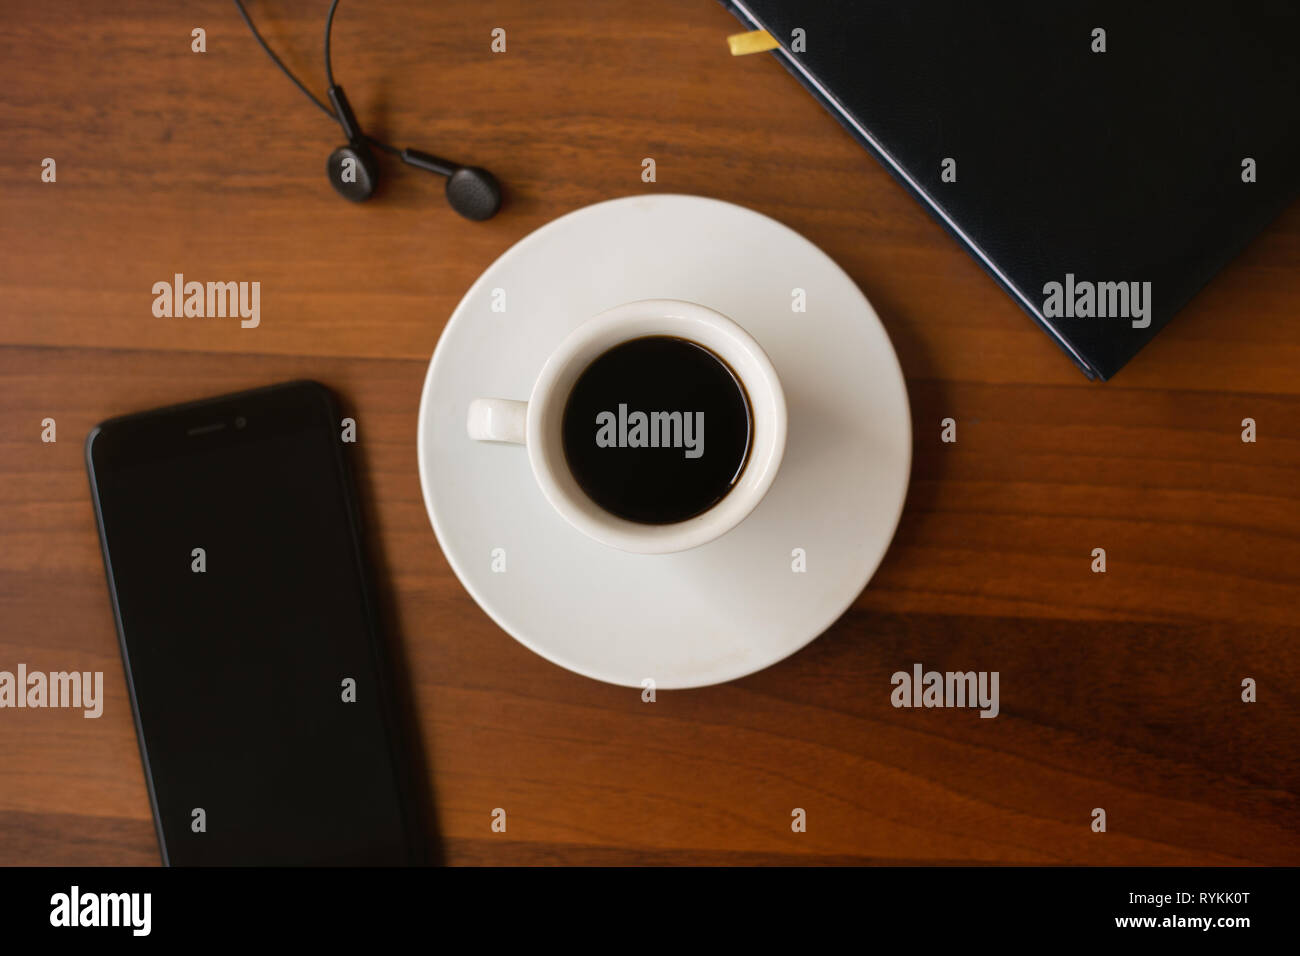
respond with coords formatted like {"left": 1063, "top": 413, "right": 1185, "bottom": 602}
{"left": 727, "top": 30, "right": 779, "bottom": 56}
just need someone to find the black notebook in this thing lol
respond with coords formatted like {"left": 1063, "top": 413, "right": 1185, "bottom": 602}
{"left": 720, "top": 0, "right": 1300, "bottom": 379}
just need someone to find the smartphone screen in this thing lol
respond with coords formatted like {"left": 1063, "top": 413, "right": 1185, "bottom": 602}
{"left": 86, "top": 381, "right": 417, "bottom": 865}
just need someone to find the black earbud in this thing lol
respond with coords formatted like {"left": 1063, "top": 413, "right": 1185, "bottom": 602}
{"left": 325, "top": 86, "right": 378, "bottom": 202}
{"left": 400, "top": 149, "right": 502, "bottom": 221}
{"left": 327, "top": 143, "right": 379, "bottom": 203}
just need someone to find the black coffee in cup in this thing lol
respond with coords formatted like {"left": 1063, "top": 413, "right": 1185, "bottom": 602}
{"left": 561, "top": 335, "right": 752, "bottom": 524}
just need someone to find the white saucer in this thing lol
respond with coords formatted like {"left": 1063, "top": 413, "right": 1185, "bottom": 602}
{"left": 417, "top": 195, "right": 911, "bottom": 689}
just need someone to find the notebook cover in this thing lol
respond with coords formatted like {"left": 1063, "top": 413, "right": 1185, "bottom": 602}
{"left": 720, "top": 0, "right": 1300, "bottom": 379}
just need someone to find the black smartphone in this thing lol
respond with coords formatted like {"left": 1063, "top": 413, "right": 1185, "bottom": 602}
{"left": 85, "top": 381, "right": 420, "bottom": 865}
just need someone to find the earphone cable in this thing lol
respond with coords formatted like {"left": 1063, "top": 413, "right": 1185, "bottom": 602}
{"left": 324, "top": 0, "right": 340, "bottom": 89}
{"left": 231, "top": 0, "right": 335, "bottom": 120}
{"left": 234, "top": 0, "right": 400, "bottom": 156}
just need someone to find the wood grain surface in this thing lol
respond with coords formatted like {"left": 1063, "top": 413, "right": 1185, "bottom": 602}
{"left": 2, "top": 1, "right": 1297, "bottom": 866}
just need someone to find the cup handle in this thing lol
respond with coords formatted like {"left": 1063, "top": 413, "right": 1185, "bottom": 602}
{"left": 467, "top": 398, "right": 528, "bottom": 444}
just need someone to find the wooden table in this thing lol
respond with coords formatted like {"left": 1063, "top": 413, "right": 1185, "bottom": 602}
{"left": 2, "top": 0, "right": 1297, "bottom": 866}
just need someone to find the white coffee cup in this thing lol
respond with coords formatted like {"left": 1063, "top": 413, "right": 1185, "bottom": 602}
{"left": 467, "top": 298, "right": 786, "bottom": 554}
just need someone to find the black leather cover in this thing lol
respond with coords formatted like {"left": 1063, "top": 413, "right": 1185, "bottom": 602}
{"left": 720, "top": 0, "right": 1300, "bottom": 379}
